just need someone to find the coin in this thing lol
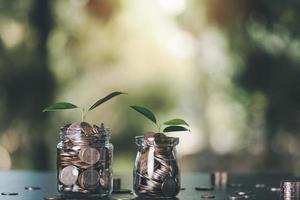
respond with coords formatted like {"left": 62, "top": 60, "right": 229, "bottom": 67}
{"left": 280, "top": 180, "right": 300, "bottom": 198}
{"left": 228, "top": 195, "right": 244, "bottom": 200}
{"left": 59, "top": 165, "right": 79, "bottom": 186}
{"left": 79, "top": 169, "right": 100, "bottom": 189}
{"left": 112, "top": 189, "right": 132, "bottom": 194}
{"left": 228, "top": 183, "right": 244, "bottom": 188}
{"left": 140, "top": 149, "right": 149, "bottom": 175}
{"left": 80, "top": 122, "right": 93, "bottom": 135}
{"left": 201, "top": 194, "right": 215, "bottom": 199}
{"left": 195, "top": 186, "right": 214, "bottom": 191}
{"left": 161, "top": 177, "right": 179, "bottom": 197}
{"left": 269, "top": 187, "right": 280, "bottom": 192}
{"left": 235, "top": 191, "right": 254, "bottom": 196}
{"left": 144, "top": 132, "right": 156, "bottom": 139}
{"left": 100, "top": 171, "right": 110, "bottom": 189}
{"left": 43, "top": 197, "right": 61, "bottom": 200}
{"left": 255, "top": 183, "right": 266, "bottom": 188}
{"left": 66, "top": 122, "right": 82, "bottom": 134}
{"left": 113, "top": 178, "right": 121, "bottom": 190}
{"left": 1, "top": 192, "right": 18, "bottom": 195}
{"left": 154, "top": 133, "right": 167, "bottom": 145}
{"left": 25, "top": 186, "right": 41, "bottom": 190}
{"left": 78, "top": 147, "right": 100, "bottom": 164}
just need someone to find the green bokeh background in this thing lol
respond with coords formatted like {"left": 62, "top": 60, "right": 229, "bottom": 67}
{"left": 0, "top": 0, "right": 300, "bottom": 174}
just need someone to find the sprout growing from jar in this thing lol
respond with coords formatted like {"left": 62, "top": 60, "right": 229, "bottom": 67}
{"left": 130, "top": 105, "right": 191, "bottom": 134}
{"left": 43, "top": 91, "right": 126, "bottom": 121}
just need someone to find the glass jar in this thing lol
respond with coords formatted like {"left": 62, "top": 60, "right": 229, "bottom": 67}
{"left": 133, "top": 134, "right": 181, "bottom": 198}
{"left": 57, "top": 122, "right": 113, "bottom": 196}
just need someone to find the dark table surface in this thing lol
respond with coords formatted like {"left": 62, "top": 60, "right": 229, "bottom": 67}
{"left": 0, "top": 171, "right": 294, "bottom": 200}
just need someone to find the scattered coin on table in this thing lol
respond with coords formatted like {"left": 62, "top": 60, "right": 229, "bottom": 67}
{"left": 255, "top": 183, "right": 266, "bottom": 188}
{"left": 195, "top": 186, "right": 214, "bottom": 191}
{"left": 1, "top": 192, "right": 18, "bottom": 195}
{"left": 201, "top": 194, "right": 215, "bottom": 199}
{"left": 25, "top": 186, "right": 41, "bottom": 190}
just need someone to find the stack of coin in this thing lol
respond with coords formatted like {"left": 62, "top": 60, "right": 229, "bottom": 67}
{"left": 57, "top": 122, "right": 113, "bottom": 195}
{"left": 211, "top": 171, "right": 228, "bottom": 187}
{"left": 280, "top": 180, "right": 300, "bottom": 199}
{"left": 134, "top": 133, "right": 180, "bottom": 198}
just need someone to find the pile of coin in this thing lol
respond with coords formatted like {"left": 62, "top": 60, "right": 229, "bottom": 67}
{"left": 133, "top": 133, "right": 180, "bottom": 198}
{"left": 280, "top": 180, "right": 300, "bottom": 199}
{"left": 57, "top": 122, "right": 113, "bottom": 195}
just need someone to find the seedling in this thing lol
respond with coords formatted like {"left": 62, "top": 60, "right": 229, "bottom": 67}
{"left": 43, "top": 91, "right": 126, "bottom": 121}
{"left": 130, "top": 105, "right": 190, "bottom": 134}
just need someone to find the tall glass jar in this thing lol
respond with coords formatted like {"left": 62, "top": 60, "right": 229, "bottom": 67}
{"left": 57, "top": 122, "right": 113, "bottom": 197}
{"left": 133, "top": 133, "right": 181, "bottom": 198}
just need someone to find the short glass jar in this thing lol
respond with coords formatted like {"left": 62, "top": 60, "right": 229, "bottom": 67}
{"left": 133, "top": 133, "right": 181, "bottom": 198}
{"left": 57, "top": 122, "right": 113, "bottom": 196}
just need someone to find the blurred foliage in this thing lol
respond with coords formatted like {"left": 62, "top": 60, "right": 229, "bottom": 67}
{"left": 207, "top": 0, "right": 300, "bottom": 171}
{"left": 0, "top": 0, "right": 299, "bottom": 174}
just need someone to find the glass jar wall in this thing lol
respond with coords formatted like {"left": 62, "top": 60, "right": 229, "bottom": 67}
{"left": 57, "top": 122, "right": 113, "bottom": 196}
{"left": 133, "top": 133, "right": 180, "bottom": 198}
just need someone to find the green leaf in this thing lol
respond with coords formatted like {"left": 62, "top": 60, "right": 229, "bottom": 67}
{"left": 43, "top": 102, "right": 78, "bottom": 112}
{"left": 163, "top": 118, "right": 189, "bottom": 127}
{"left": 163, "top": 125, "right": 190, "bottom": 133}
{"left": 89, "top": 91, "right": 126, "bottom": 111}
{"left": 130, "top": 105, "right": 157, "bottom": 125}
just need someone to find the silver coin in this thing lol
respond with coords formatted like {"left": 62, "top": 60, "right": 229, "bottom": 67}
{"left": 78, "top": 147, "right": 100, "bottom": 164}
{"left": 269, "top": 187, "right": 281, "bottom": 192}
{"left": 255, "top": 183, "right": 266, "bottom": 188}
{"left": 280, "top": 181, "right": 300, "bottom": 198}
{"left": 236, "top": 191, "right": 254, "bottom": 196}
{"left": 228, "top": 195, "right": 244, "bottom": 200}
{"left": 161, "top": 177, "right": 178, "bottom": 197}
{"left": 79, "top": 169, "right": 100, "bottom": 189}
{"left": 59, "top": 165, "right": 79, "bottom": 186}
{"left": 25, "top": 186, "right": 40, "bottom": 190}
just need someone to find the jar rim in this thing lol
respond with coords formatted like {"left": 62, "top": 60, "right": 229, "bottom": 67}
{"left": 135, "top": 135, "right": 179, "bottom": 146}
{"left": 60, "top": 126, "right": 111, "bottom": 133}
{"left": 59, "top": 124, "right": 111, "bottom": 143}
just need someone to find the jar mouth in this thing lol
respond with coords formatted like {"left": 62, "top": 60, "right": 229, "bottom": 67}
{"left": 60, "top": 124, "right": 111, "bottom": 143}
{"left": 135, "top": 135, "right": 179, "bottom": 147}
{"left": 60, "top": 126, "right": 111, "bottom": 134}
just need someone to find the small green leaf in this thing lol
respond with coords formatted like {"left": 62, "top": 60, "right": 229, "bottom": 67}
{"left": 89, "top": 91, "right": 126, "bottom": 111}
{"left": 43, "top": 102, "right": 78, "bottom": 112}
{"left": 163, "top": 125, "right": 190, "bottom": 133}
{"left": 163, "top": 118, "right": 189, "bottom": 127}
{"left": 130, "top": 105, "right": 157, "bottom": 125}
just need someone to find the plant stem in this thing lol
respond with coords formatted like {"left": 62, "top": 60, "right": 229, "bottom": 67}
{"left": 80, "top": 108, "right": 85, "bottom": 122}
{"left": 157, "top": 123, "right": 161, "bottom": 133}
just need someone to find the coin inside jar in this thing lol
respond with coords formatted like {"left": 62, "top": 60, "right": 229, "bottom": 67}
{"left": 100, "top": 171, "right": 110, "bottom": 189}
{"left": 161, "top": 177, "right": 179, "bottom": 197}
{"left": 79, "top": 169, "right": 100, "bottom": 189}
{"left": 79, "top": 147, "right": 100, "bottom": 165}
{"left": 59, "top": 165, "right": 79, "bottom": 186}
{"left": 80, "top": 122, "right": 94, "bottom": 135}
